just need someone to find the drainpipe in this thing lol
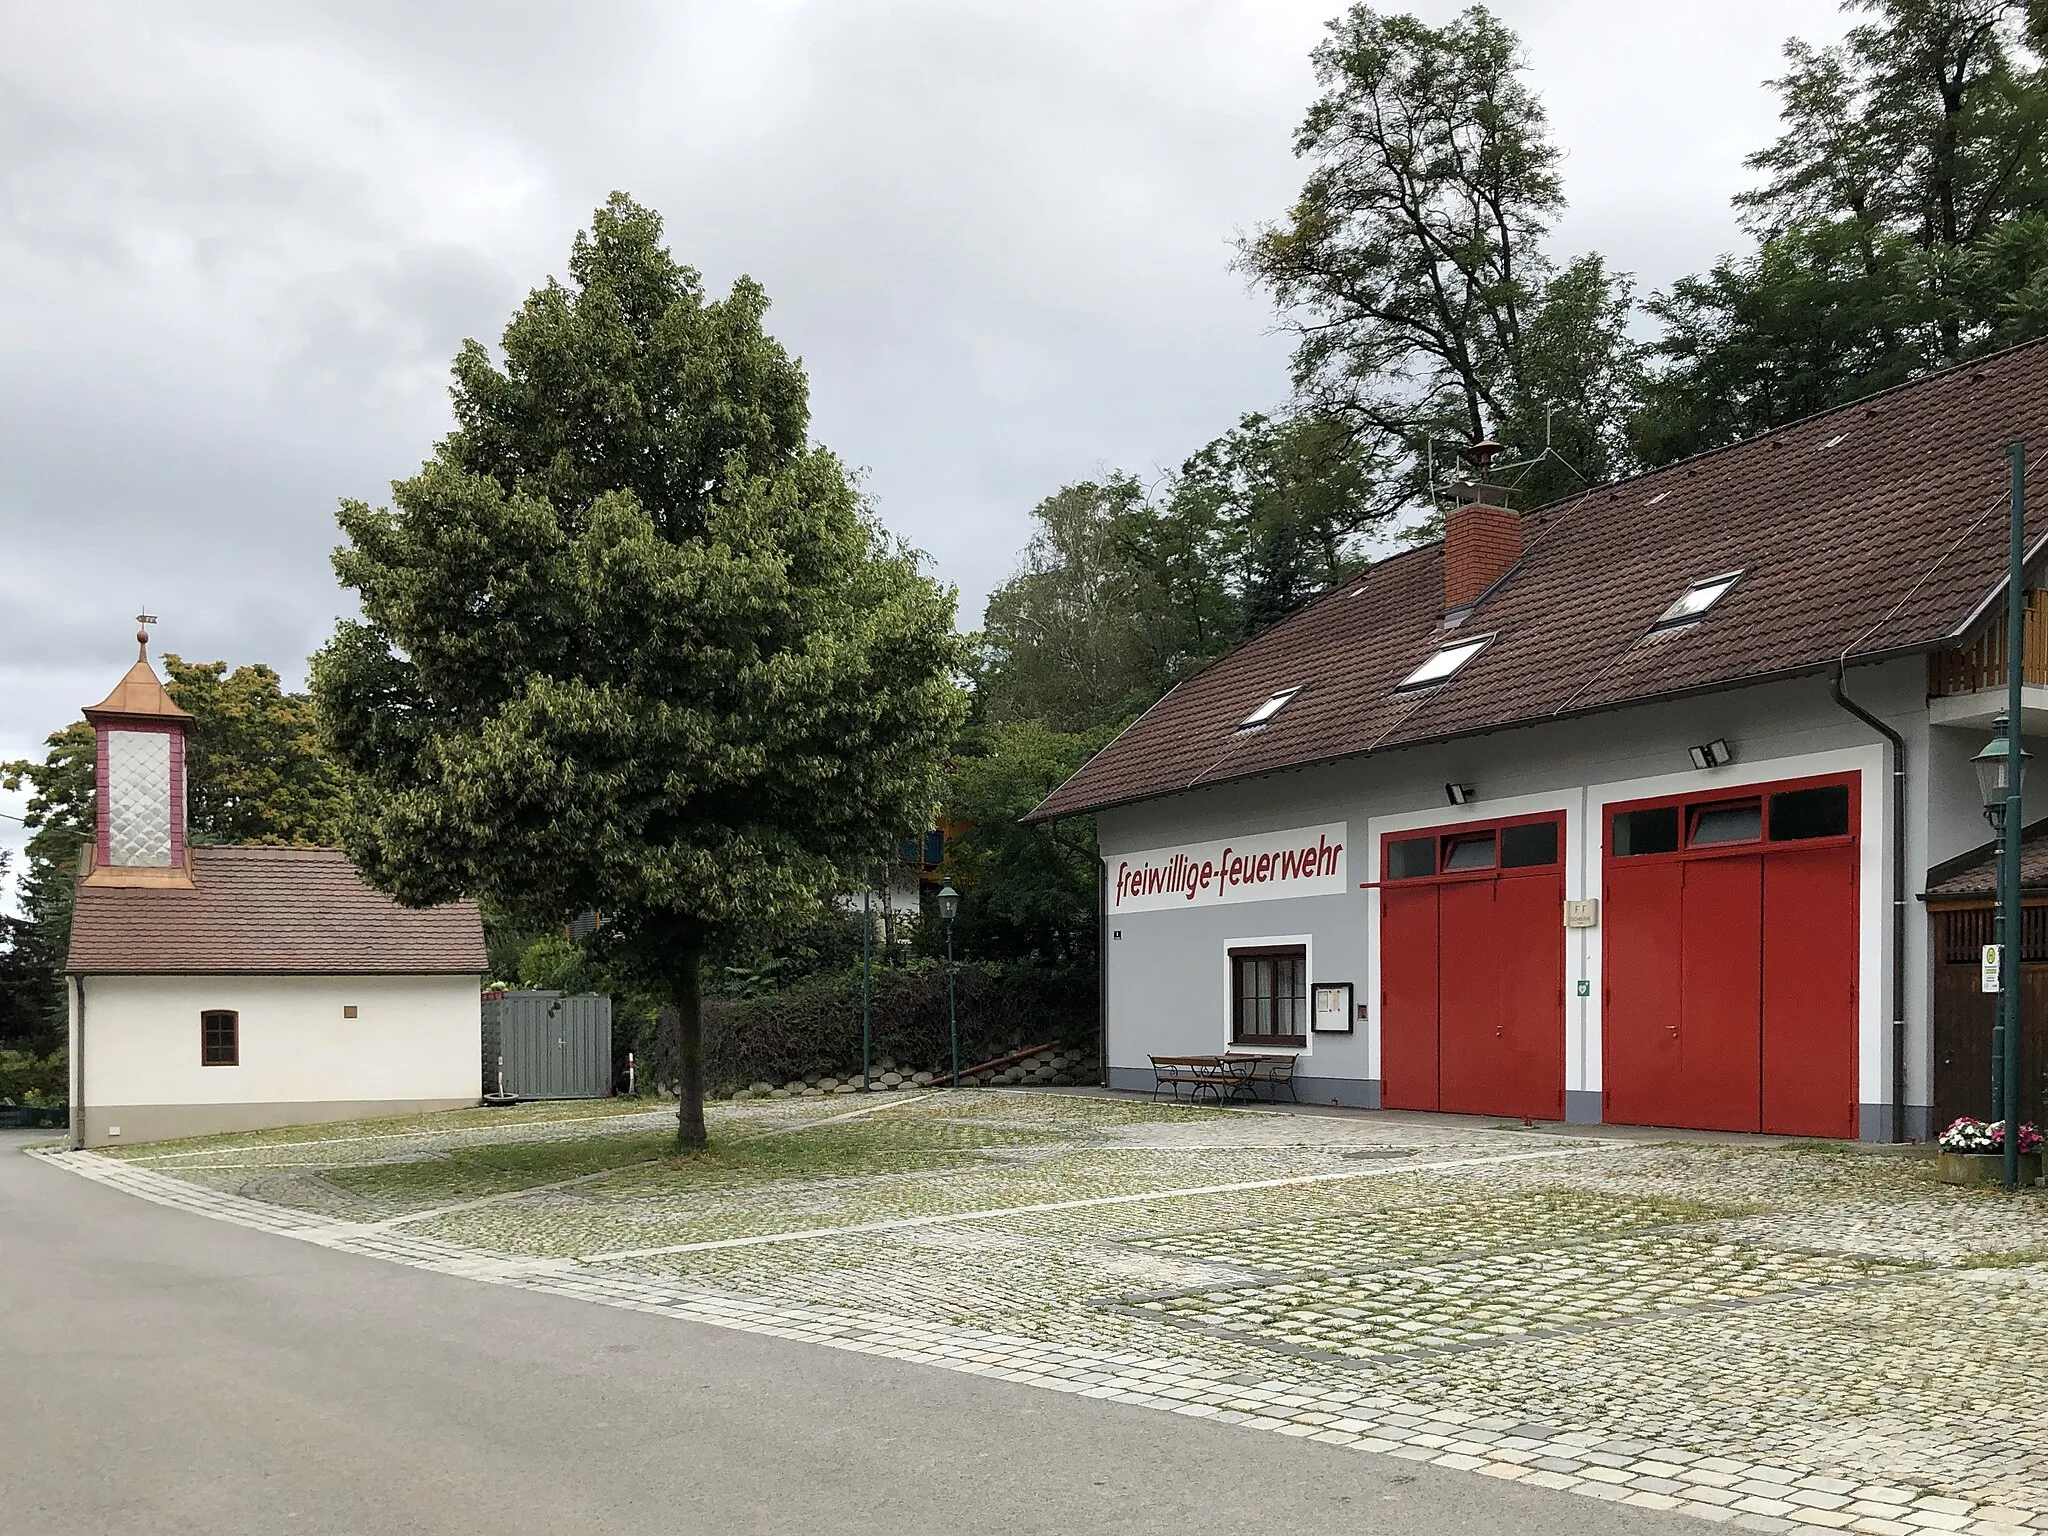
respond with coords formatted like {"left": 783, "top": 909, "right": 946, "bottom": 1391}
{"left": 1097, "top": 858, "right": 1109, "bottom": 1090}
{"left": 71, "top": 975, "right": 85, "bottom": 1151}
{"left": 1829, "top": 659, "right": 1908, "bottom": 1142}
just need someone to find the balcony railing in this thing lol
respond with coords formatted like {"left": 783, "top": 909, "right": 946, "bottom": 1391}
{"left": 1930, "top": 591, "right": 2048, "bottom": 696}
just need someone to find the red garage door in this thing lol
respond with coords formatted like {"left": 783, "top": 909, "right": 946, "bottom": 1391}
{"left": 1378, "top": 813, "right": 1565, "bottom": 1120}
{"left": 1602, "top": 776, "right": 1859, "bottom": 1138}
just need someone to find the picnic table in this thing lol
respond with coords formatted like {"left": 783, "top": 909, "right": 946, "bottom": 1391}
{"left": 1148, "top": 1053, "right": 1299, "bottom": 1104}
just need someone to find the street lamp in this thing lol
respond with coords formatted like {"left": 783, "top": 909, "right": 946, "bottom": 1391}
{"left": 1973, "top": 719, "right": 2030, "bottom": 828}
{"left": 937, "top": 884, "right": 961, "bottom": 1087}
{"left": 860, "top": 885, "right": 873, "bottom": 1093}
{"left": 1974, "top": 707, "right": 2032, "bottom": 1148}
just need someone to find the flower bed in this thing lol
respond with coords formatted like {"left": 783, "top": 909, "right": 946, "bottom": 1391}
{"left": 1936, "top": 1118, "right": 2043, "bottom": 1186}
{"left": 1939, "top": 1118, "right": 2044, "bottom": 1155}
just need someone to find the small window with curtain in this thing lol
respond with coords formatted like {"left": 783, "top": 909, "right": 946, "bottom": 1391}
{"left": 1230, "top": 946, "right": 1307, "bottom": 1048}
{"left": 201, "top": 1010, "right": 239, "bottom": 1067}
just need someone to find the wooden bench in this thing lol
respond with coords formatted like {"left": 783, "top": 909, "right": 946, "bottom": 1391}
{"left": 1149, "top": 1055, "right": 1252, "bottom": 1103}
{"left": 1224, "top": 1052, "right": 1300, "bottom": 1103}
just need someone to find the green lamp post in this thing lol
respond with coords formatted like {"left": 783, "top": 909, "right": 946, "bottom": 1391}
{"left": 1970, "top": 440, "right": 2033, "bottom": 1190}
{"left": 1972, "top": 720, "right": 2029, "bottom": 1139}
{"left": 938, "top": 884, "right": 961, "bottom": 1088}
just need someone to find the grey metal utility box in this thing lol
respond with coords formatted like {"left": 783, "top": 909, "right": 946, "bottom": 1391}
{"left": 482, "top": 991, "right": 614, "bottom": 1099}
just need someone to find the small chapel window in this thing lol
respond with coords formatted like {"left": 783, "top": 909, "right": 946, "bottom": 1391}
{"left": 201, "top": 1010, "right": 239, "bottom": 1067}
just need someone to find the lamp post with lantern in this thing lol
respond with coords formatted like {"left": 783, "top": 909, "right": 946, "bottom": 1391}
{"left": 937, "top": 884, "right": 961, "bottom": 1088}
{"left": 1973, "top": 718, "right": 2029, "bottom": 1144}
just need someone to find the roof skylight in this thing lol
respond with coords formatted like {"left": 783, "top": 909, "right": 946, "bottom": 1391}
{"left": 1236, "top": 685, "right": 1302, "bottom": 731}
{"left": 1652, "top": 570, "right": 1743, "bottom": 631}
{"left": 1395, "top": 635, "right": 1491, "bottom": 693}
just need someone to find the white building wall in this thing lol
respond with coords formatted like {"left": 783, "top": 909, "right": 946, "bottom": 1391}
{"left": 71, "top": 972, "right": 481, "bottom": 1147}
{"left": 1099, "top": 660, "right": 1936, "bottom": 1136}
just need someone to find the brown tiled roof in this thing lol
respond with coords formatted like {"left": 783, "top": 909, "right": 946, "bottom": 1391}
{"left": 67, "top": 846, "right": 488, "bottom": 975}
{"left": 1924, "top": 821, "right": 2048, "bottom": 898}
{"left": 1032, "top": 343, "right": 2048, "bottom": 822}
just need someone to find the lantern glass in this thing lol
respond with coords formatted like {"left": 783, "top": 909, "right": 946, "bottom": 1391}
{"left": 1974, "top": 730, "right": 2032, "bottom": 812}
{"left": 937, "top": 884, "right": 960, "bottom": 924}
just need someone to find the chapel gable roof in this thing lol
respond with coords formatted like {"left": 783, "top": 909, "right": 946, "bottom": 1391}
{"left": 67, "top": 845, "right": 487, "bottom": 975}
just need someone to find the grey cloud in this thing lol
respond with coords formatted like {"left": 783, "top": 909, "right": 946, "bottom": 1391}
{"left": 0, "top": 0, "right": 1852, "bottom": 915}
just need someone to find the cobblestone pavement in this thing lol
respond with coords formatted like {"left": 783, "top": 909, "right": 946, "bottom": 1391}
{"left": 37, "top": 1091, "right": 2048, "bottom": 1535}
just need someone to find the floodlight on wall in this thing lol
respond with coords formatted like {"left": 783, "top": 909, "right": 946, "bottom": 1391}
{"left": 1688, "top": 738, "right": 1734, "bottom": 771}
{"left": 1445, "top": 782, "right": 1475, "bottom": 806}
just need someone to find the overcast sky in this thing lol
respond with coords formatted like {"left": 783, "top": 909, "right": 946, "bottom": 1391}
{"left": 0, "top": 0, "right": 1850, "bottom": 904}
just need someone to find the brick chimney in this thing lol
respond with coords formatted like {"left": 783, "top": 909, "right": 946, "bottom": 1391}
{"left": 1442, "top": 438, "right": 1521, "bottom": 611}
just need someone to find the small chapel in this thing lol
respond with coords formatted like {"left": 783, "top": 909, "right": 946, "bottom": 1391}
{"left": 65, "top": 626, "right": 488, "bottom": 1148}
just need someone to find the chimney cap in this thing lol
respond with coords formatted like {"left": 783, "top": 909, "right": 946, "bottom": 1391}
{"left": 1445, "top": 478, "right": 1512, "bottom": 508}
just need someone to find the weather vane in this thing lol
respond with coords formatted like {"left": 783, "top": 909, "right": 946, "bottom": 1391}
{"left": 135, "top": 612, "right": 157, "bottom": 661}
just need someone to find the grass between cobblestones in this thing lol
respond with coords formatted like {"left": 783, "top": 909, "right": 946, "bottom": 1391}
{"left": 83, "top": 1090, "right": 2048, "bottom": 1528}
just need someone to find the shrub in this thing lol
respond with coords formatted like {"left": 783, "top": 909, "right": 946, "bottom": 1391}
{"left": 644, "top": 961, "right": 1094, "bottom": 1095}
{"left": 0, "top": 1048, "right": 66, "bottom": 1106}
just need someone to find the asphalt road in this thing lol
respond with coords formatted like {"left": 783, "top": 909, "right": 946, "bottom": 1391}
{"left": 0, "top": 1131, "right": 1692, "bottom": 1535}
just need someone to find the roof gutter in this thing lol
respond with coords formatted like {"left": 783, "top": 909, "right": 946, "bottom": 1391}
{"left": 1828, "top": 658, "right": 1908, "bottom": 1143}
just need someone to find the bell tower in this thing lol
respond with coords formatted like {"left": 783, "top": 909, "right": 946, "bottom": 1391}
{"left": 81, "top": 616, "right": 194, "bottom": 888}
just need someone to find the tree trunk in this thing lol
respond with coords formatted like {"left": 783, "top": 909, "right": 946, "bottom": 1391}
{"left": 672, "top": 939, "right": 707, "bottom": 1149}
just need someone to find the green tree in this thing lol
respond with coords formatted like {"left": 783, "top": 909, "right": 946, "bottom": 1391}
{"left": 162, "top": 657, "right": 348, "bottom": 846}
{"left": 2, "top": 722, "right": 99, "bottom": 1049}
{"left": 940, "top": 721, "right": 1113, "bottom": 968}
{"left": 1242, "top": 4, "right": 1640, "bottom": 508}
{"left": 1638, "top": 0, "right": 2048, "bottom": 461}
{"left": 311, "top": 193, "right": 966, "bottom": 1149}
{"left": 1172, "top": 412, "right": 1387, "bottom": 634}
{"left": 976, "top": 476, "right": 1199, "bottom": 732}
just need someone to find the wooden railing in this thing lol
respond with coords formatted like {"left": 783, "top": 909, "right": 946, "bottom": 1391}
{"left": 1930, "top": 590, "right": 2048, "bottom": 695}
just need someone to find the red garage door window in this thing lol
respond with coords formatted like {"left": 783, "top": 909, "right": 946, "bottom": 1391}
{"left": 1378, "top": 814, "right": 1565, "bottom": 1120}
{"left": 1603, "top": 776, "right": 1858, "bottom": 1138}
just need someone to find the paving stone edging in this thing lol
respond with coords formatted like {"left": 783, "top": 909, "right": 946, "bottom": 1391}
{"left": 30, "top": 1147, "right": 2047, "bottom": 1536}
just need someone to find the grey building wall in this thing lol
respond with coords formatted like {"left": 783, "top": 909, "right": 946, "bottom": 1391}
{"left": 1100, "top": 658, "right": 1960, "bottom": 1137}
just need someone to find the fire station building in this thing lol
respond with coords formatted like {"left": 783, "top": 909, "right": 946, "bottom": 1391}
{"left": 1030, "top": 343, "right": 2048, "bottom": 1141}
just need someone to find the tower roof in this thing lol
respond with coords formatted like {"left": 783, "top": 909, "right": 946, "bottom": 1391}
{"left": 83, "top": 659, "right": 191, "bottom": 725}
{"left": 83, "top": 622, "right": 191, "bottom": 725}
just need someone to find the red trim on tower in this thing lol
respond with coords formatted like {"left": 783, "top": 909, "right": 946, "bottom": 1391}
{"left": 93, "top": 726, "right": 111, "bottom": 868}
{"left": 168, "top": 727, "right": 185, "bottom": 866}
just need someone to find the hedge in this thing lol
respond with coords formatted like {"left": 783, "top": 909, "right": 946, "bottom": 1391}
{"left": 644, "top": 961, "right": 1095, "bottom": 1096}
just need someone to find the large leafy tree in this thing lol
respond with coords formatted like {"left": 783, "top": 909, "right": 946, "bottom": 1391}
{"left": 312, "top": 194, "right": 965, "bottom": 1148}
{"left": 0, "top": 853, "right": 44, "bottom": 1050}
{"left": 1638, "top": 0, "right": 2048, "bottom": 462}
{"left": 1241, "top": 3, "right": 1640, "bottom": 509}
{"left": 939, "top": 721, "right": 1114, "bottom": 969}
{"left": 1172, "top": 412, "right": 1385, "bottom": 634}
{"left": 162, "top": 657, "right": 348, "bottom": 846}
{"left": 976, "top": 476, "right": 1202, "bottom": 732}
